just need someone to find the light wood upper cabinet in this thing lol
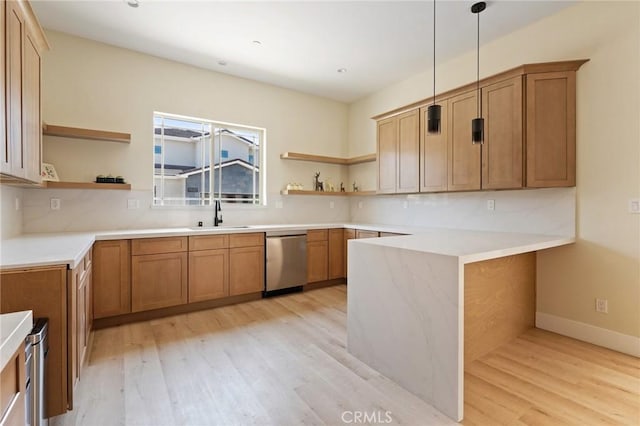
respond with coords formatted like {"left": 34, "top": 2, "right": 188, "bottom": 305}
{"left": 328, "top": 229, "right": 345, "bottom": 280}
{"left": 482, "top": 77, "right": 524, "bottom": 189}
{"left": 377, "top": 109, "right": 420, "bottom": 194}
{"left": 377, "top": 117, "right": 397, "bottom": 194}
{"left": 229, "top": 245, "right": 264, "bottom": 296}
{"left": 448, "top": 90, "right": 481, "bottom": 191}
{"left": 189, "top": 249, "right": 229, "bottom": 302}
{"left": 526, "top": 71, "right": 576, "bottom": 187}
{"left": 420, "top": 101, "right": 448, "bottom": 192}
{"left": 2, "top": 0, "right": 47, "bottom": 183}
{"left": 93, "top": 240, "right": 131, "bottom": 319}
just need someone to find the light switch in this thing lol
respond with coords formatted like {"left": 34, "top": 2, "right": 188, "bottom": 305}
{"left": 50, "top": 198, "right": 61, "bottom": 210}
{"left": 629, "top": 199, "right": 640, "bottom": 214}
{"left": 329, "top": 201, "right": 335, "bottom": 209}
{"left": 275, "top": 200, "right": 283, "bottom": 209}
{"left": 487, "top": 199, "right": 495, "bottom": 211}
{"left": 127, "top": 199, "right": 140, "bottom": 210}
{"left": 15, "top": 197, "right": 21, "bottom": 211}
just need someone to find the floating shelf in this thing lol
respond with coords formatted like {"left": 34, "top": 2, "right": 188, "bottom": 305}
{"left": 280, "top": 152, "right": 376, "bottom": 166}
{"left": 44, "top": 181, "right": 131, "bottom": 190}
{"left": 43, "top": 124, "right": 131, "bottom": 144}
{"left": 280, "top": 190, "right": 376, "bottom": 196}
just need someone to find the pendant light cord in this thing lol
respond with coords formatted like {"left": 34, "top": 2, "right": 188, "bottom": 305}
{"left": 476, "top": 8, "right": 481, "bottom": 117}
{"left": 433, "top": 0, "right": 436, "bottom": 105}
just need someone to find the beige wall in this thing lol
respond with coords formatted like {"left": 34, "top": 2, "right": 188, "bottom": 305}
{"left": 348, "top": 1, "right": 640, "bottom": 338}
{"left": 41, "top": 30, "right": 349, "bottom": 194}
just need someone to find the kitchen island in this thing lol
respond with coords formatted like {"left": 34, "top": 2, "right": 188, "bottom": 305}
{"left": 346, "top": 229, "right": 574, "bottom": 422}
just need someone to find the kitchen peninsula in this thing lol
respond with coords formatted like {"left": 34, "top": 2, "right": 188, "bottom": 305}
{"left": 347, "top": 229, "right": 574, "bottom": 422}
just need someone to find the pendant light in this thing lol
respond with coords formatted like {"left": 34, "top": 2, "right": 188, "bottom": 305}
{"left": 427, "top": 0, "right": 441, "bottom": 134}
{"left": 471, "top": 1, "right": 486, "bottom": 144}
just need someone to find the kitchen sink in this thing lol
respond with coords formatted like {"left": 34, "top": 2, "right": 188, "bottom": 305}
{"left": 189, "top": 225, "right": 252, "bottom": 230}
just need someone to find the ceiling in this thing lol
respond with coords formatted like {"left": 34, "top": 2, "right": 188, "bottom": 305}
{"left": 31, "top": 0, "right": 576, "bottom": 103}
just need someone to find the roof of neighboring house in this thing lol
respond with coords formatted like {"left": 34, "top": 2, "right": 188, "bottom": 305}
{"left": 154, "top": 128, "right": 210, "bottom": 139}
{"left": 178, "top": 159, "right": 259, "bottom": 177}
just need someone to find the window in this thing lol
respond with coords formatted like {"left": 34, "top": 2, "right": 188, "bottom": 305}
{"left": 153, "top": 112, "right": 265, "bottom": 206}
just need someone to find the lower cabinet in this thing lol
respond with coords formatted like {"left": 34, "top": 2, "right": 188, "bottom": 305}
{"left": 229, "top": 245, "right": 265, "bottom": 296}
{"left": 1, "top": 265, "right": 73, "bottom": 417}
{"left": 189, "top": 248, "right": 229, "bottom": 302}
{"left": 0, "top": 345, "right": 26, "bottom": 426}
{"left": 307, "top": 230, "right": 329, "bottom": 283}
{"left": 328, "top": 229, "right": 345, "bottom": 279}
{"left": 93, "top": 240, "right": 131, "bottom": 319}
{"left": 131, "top": 251, "right": 188, "bottom": 312}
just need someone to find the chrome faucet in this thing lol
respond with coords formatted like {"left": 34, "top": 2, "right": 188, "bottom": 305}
{"left": 214, "top": 200, "right": 223, "bottom": 226}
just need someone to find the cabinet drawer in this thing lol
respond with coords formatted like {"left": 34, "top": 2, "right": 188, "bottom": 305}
{"left": 356, "top": 230, "right": 379, "bottom": 239}
{"left": 229, "top": 232, "right": 264, "bottom": 248}
{"left": 131, "top": 237, "right": 188, "bottom": 255}
{"left": 307, "top": 229, "right": 328, "bottom": 242}
{"left": 189, "top": 234, "right": 229, "bottom": 251}
{"left": 0, "top": 346, "right": 24, "bottom": 425}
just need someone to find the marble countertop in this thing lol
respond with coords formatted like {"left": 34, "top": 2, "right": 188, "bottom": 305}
{"left": 0, "top": 310, "right": 32, "bottom": 371}
{"left": 0, "top": 223, "right": 573, "bottom": 269}
{"left": 349, "top": 228, "right": 574, "bottom": 263}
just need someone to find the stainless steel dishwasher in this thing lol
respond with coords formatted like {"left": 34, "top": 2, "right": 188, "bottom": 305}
{"left": 265, "top": 230, "right": 307, "bottom": 296}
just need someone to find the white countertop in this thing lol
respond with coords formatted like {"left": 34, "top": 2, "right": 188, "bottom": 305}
{"left": 0, "top": 310, "right": 32, "bottom": 371}
{"left": 0, "top": 223, "right": 573, "bottom": 269}
{"left": 349, "top": 228, "right": 574, "bottom": 263}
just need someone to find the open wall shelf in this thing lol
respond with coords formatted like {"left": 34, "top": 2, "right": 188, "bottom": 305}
{"left": 43, "top": 124, "right": 131, "bottom": 144}
{"left": 44, "top": 181, "right": 131, "bottom": 190}
{"left": 280, "top": 190, "right": 376, "bottom": 196}
{"left": 280, "top": 152, "right": 375, "bottom": 165}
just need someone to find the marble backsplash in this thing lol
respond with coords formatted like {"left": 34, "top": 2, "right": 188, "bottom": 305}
{"left": 349, "top": 187, "right": 575, "bottom": 237}
{"left": 1, "top": 186, "right": 24, "bottom": 239}
{"left": 20, "top": 189, "right": 351, "bottom": 233}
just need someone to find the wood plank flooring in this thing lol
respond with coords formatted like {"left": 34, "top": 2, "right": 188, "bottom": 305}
{"left": 52, "top": 285, "right": 640, "bottom": 426}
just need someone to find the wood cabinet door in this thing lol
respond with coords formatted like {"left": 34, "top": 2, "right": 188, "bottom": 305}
{"left": 93, "top": 240, "right": 131, "bottom": 319}
{"left": 328, "top": 229, "right": 345, "bottom": 279}
{"left": 76, "top": 270, "right": 85, "bottom": 383}
{"left": 0, "top": 346, "right": 26, "bottom": 426}
{"left": 229, "top": 245, "right": 265, "bottom": 296}
{"left": 307, "top": 240, "right": 328, "bottom": 283}
{"left": 377, "top": 117, "right": 397, "bottom": 193}
{"left": 131, "top": 252, "right": 188, "bottom": 312}
{"left": 482, "top": 77, "right": 523, "bottom": 189}
{"left": 188, "top": 248, "right": 229, "bottom": 302}
{"left": 526, "top": 71, "right": 576, "bottom": 187}
{"left": 22, "top": 28, "right": 41, "bottom": 183}
{"left": 448, "top": 90, "right": 481, "bottom": 191}
{"left": 1, "top": 1, "right": 5, "bottom": 172}
{"left": 1, "top": 266, "right": 69, "bottom": 417}
{"left": 5, "top": 1, "right": 24, "bottom": 178}
{"left": 397, "top": 109, "right": 420, "bottom": 193}
{"left": 420, "top": 102, "right": 448, "bottom": 192}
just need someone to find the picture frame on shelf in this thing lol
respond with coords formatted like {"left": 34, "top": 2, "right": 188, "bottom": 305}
{"left": 41, "top": 163, "right": 59, "bottom": 181}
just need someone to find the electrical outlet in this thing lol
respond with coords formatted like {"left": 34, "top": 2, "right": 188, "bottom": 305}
{"left": 403, "top": 201, "right": 408, "bottom": 209}
{"left": 127, "top": 199, "right": 139, "bottom": 210}
{"left": 629, "top": 199, "right": 640, "bottom": 214}
{"left": 275, "top": 200, "right": 283, "bottom": 209}
{"left": 329, "top": 201, "right": 335, "bottom": 209}
{"left": 15, "top": 197, "right": 21, "bottom": 211}
{"left": 50, "top": 198, "right": 61, "bottom": 210}
{"left": 595, "top": 298, "right": 608, "bottom": 313}
{"left": 487, "top": 199, "right": 495, "bottom": 211}
{"left": 358, "top": 201, "right": 363, "bottom": 209}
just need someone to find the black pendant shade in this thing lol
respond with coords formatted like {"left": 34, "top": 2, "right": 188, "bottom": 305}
{"left": 427, "top": 104, "right": 442, "bottom": 134}
{"left": 472, "top": 117, "right": 484, "bottom": 144}
{"left": 471, "top": 1, "right": 486, "bottom": 144}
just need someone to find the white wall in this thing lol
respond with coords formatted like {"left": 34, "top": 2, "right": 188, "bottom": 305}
{"left": 24, "top": 30, "right": 350, "bottom": 230}
{"left": 0, "top": 186, "right": 23, "bottom": 239}
{"left": 347, "top": 1, "right": 640, "bottom": 339}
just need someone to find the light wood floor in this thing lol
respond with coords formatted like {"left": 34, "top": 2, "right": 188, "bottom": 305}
{"left": 52, "top": 285, "right": 639, "bottom": 426}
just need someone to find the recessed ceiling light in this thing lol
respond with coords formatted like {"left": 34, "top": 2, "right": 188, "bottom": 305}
{"left": 126, "top": 0, "right": 139, "bottom": 8}
{"left": 337, "top": 68, "right": 347, "bottom": 73}
{"left": 252, "top": 40, "right": 262, "bottom": 46}
{"left": 218, "top": 61, "right": 227, "bottom": 66}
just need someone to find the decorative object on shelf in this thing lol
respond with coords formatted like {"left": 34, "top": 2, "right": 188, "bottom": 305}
{"left": 427, "top": 0, "right": 442, "bottom": 134}
{"left": 340, "top": 182, "right": 345, "bottom": 192}
{"left": 314, "top": 172, "right": 324, "bottom": 191}
{"left": 471, "top": 1, "right": 486, "bottom": 144}
{"left": 41, "top": 163, "right": 59, "bottom": 182}
{"left": 353, "top": 181, "right": 359, "bottom": 192}
{"left": 96, "top": 174, "right": 126, "bottom": 184}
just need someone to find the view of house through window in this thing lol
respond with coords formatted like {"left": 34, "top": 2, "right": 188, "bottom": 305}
{"left": 153, "top": 112, "right": 264, "bottom": 206}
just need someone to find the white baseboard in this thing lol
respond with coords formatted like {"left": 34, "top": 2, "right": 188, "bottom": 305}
{"left": 536, "top": 312, "right": 640, "bottom": 357}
